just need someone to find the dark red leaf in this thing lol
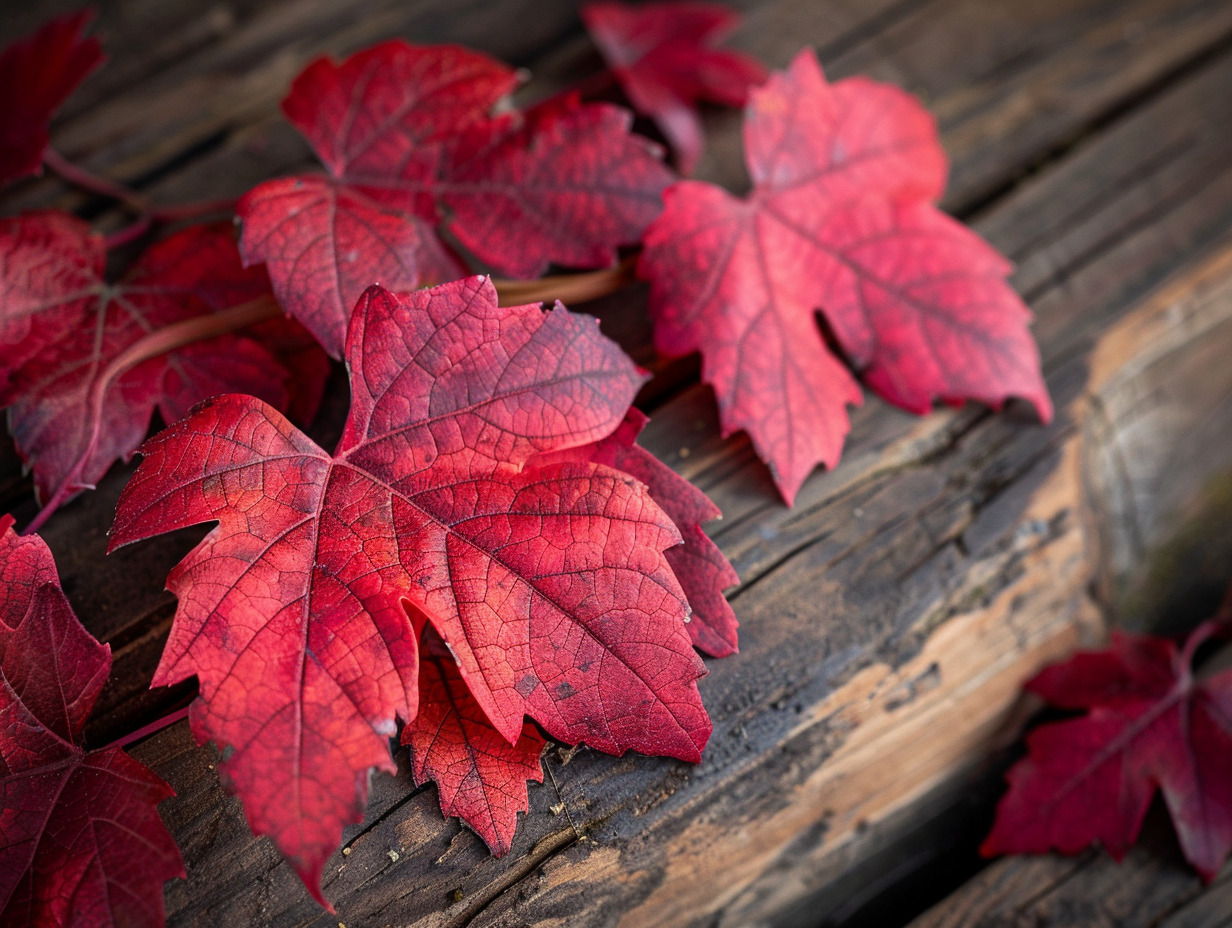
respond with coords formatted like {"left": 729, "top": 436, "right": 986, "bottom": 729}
{"left": 0, "top": 11, "right": 104, "bottom": 188}
{"left": 403, "top": 629, "right": 544, "bottom": 856}
{"left": 239, "top": 41, "right": 672, "bottom": 357}
{"left": 582, "top": 0, "right": 767, "bottom": 173}
{"left": 983, "top": 623, "right": 1232, "bottom": 881}
{"left": 537, "top": 409, "right": 739, "bottom": 656}
{"left": 639, "top": 49, "right": 1051, "bottom": 504}
{"left": 109, "top": 277, "right": 710, "bottom": 905}
{"left": 0, "top": 213, "right": 327, "bottom": 521}
{"left": 0, "top": 515, "right": 183, "bottom": 928}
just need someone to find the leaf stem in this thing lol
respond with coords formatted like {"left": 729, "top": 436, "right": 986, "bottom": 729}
{"left": 106, "top": 705, "right": 192, "bottom": 750}
{"left": 44, "top": 148, "right": 149, "bottom": 212}
{"left": 493, "top": 255, "right": 637, "bottom": 305}
{"left": 45, "top": 149, "right": 238, "bottom": 249}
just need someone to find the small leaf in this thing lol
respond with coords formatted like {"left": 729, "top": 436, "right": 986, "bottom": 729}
{"left": 983, "top": 623, "right": 1232, "bottom": 881}
{"left": 403, "top": 629, "right": 545, "bottom": 856}
{"left": 582, "top": 0, "right": 766, "bottom": 173}
{"left": 0, "top": 515, "right": 183, "bottom": 928}
{"left": 0, "top": 11, "right": 104, "bottom": 188}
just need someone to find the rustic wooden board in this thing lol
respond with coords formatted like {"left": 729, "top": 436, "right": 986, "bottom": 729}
{"left": 6, "top": 1, "right": 1232, "bottom": 926}
{"left": 909, "top": 829, "right": 1232, "bottom": 928}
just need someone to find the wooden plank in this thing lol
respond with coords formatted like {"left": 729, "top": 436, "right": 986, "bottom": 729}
{"left": 909, "top": 831, "right": 1232, "bottom": 928}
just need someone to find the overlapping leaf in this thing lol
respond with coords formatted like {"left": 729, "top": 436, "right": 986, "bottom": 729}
{"left": 0, "top": 212, "right": 327, "bottom": 521}
{"left": 538, "top": 409, "right": 738, "bottom": 657}
{"left": 0, "top": 11, "right": 104, "bottom": 188}
{"left": 582, "top": 0, "right": 766, "bottom": 174}
{"left": 983, "top": 624, "right": 1232, "bottom": 880}
{"left": 239, "top": 41, "right": 673, "bottom": 357}
{"left": 640, "top": 49, "right": 1052, "bottom": 503}
{"left": 403, "top": 628, "right": 545, "bottom": 856}
{"left": 0, "top": 515, "right": 183, "bottom": 928}
{"left": 110, "top": 276, "right": 711, "bottom": 905}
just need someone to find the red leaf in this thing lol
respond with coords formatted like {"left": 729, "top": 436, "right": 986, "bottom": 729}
{"left": 0, "top": 515, "right": 183, "bottom": 927}
{"left": 0, "top": 213, "right": 327, "bottom": 521}
{"left": 582, "top": 0, "right": 767, "bottom": 174}
{"left": 639, "top": 49, "right": 1051, "bottom": 504}
{"left": 403, "top": 629, "right": 545, "bottom": 856}
{"left": 109, "top": 276, "right": 710, "bottom": 904}
{"left": 238, "top": 41, "right": 672, "bottom": 357}
{"left": 537, "top": 409, "right": 739, "bottom": 656}
{"left": 0, "top": 11, "right": 104, "bottom": 188}
{"left": 983, "top": 624, "right": 1232, "bottom": 881}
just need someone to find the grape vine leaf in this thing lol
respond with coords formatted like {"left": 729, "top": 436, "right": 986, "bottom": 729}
{"left": 639, "top": 49, "right": 1052, "bottom": 504}
{"left": 403, "top": 628, "right": 545, "bottom": 856}
{"left": 109, "top": 276, "right": 711, "bottom": 906}
{"left": 0, "top": 11, "right": 104, "bottom": 188}
{"left": 581, "top": 0, "right": 767, "bottom": 174}
{"left": 537, "top": 409, "right": 739, "bottom": 656}
{"left": 982, "top": 623, "right": 1232, "bottom": 880}
{"left": 238, "top": 40, "right": 674, "bottom": 357}
{"left": 0, "top": 514, "right": 183, "bottom": 928}
{"left": 0, "top": 212, "right": 328, "bottom": 522}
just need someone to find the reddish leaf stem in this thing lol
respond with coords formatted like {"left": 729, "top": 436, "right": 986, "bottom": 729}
{"left": 493, "top": 255, "right": 637, "bottom": 305}
{"left": 45, "top": 149, "right": 238, "bottom": 249}
{"left": 106, "top": 705, "right": 192, "bottom": 750}
{"left": 44, "top": 147, "right": 149, "bottom": 211}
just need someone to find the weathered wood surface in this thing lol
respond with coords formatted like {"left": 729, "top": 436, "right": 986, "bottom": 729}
{"left": 5, "top": 0, "right": 1232, "bottom": 925}
{"left": 910, "top": 824, "right": 1232, "bottom": 928}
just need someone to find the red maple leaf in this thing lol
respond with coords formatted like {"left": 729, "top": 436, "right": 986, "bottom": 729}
{"left": 982, "top": 622, "right": 1232, "bottom": 880}
{"left": 581, "top": 0, "right": 767, "bottom": 174}
{"left": 109, "top": 276, "right": 711, "bottom": 906}
{"left": 238, "top": 41, "right": 673, "bottom": 357}
{"left": 0, "top": 11, "right": 104, "bottom": 188}
{"left": 403, "top": 628, "right": 545, "bottom": 856}
{"left": 537, "top": 408, "right": 739, "bottom": 657}
{"left": 0, "top": 515, "right": 183, "bottom": 928}
{"left": 639, "top": 49, "right": 1052, "bottom": 504}
{"left": 0, "top": 212, "right": 328, "bottom": 523}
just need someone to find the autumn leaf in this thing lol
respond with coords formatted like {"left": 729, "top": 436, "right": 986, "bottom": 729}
{"left": 403, "top": 628, "right": 545, "bottom": 856}
{"left": 537, "top": 409, "right": 739, "bottom": 657}
{"left": 238, "top": 40, "right": 673, "bottom": 357}
{"left": 581, "top": 0, "right": 766, "bottom": 174}
{"left": 640, "top": 49, "right": 1052, "bottom": 504}
{"left": 0, "top": 11, "right": 104, "bottom": 188}
{"left": 0, "top": 212, "right": 327, "bottom": 524}
{"left": 0, "top": 514, "right": 183, "bottom": 928}
{"left": 982, "top": 623, "right": 1232, "bottom": 880}
{"left": 109, "top": 276, "right": 711, "bottom": 905}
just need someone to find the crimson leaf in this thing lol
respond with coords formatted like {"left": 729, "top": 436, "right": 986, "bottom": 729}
{"left": 0, "top": 515, "right": 183, "bottom": 928}
{"left": 109, "top": 276, "right": 711, "bottom": 906}
{"left": 582, "top": 0, "right": 767, "bottom": 174}
{"left": 0, "top": 11, "right": 104, "bottom": 188}
{"left": 639, "top": 49, "right": 1051, "bottom": 503}
{"left": 0, "top": 212, "right": 327, "bottom": 522}
{"left": 403, "top": 628, "right": 545, "bottom": 856}
{"left": 983, "top": 623, "right": 1232, "bottom": 881}
{"left": 238, "top": 40, "right": 673, "bottom": 357}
